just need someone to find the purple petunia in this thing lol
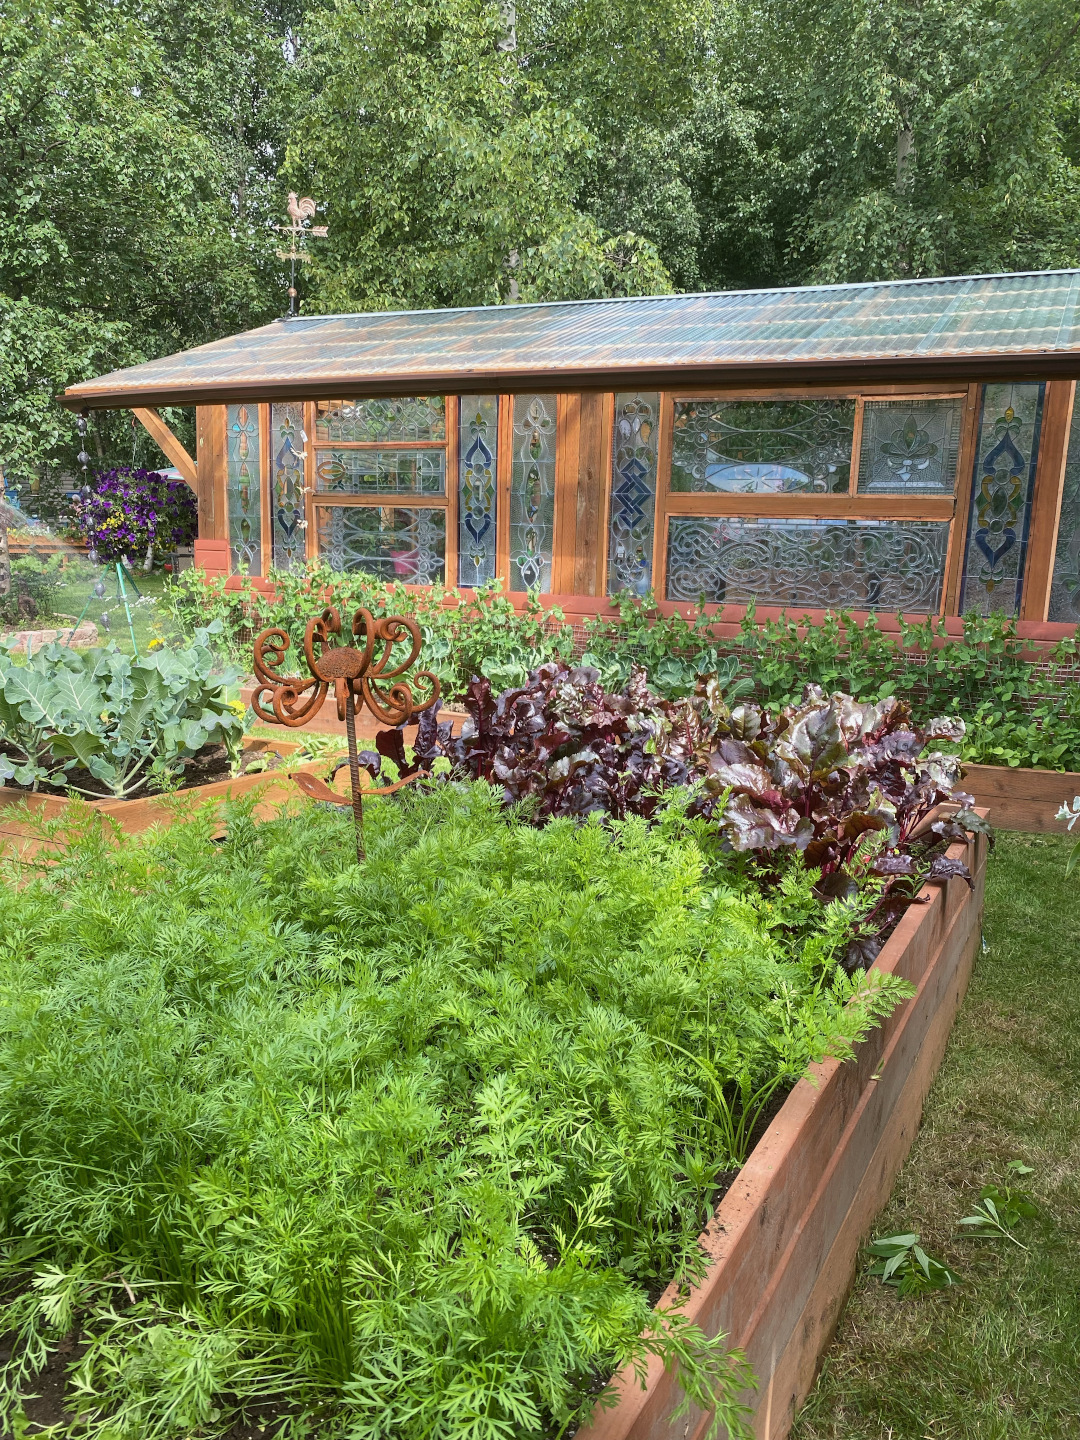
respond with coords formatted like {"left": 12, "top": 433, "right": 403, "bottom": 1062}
{"left": 74, "top": 467, "right": 198, "bottom": 564}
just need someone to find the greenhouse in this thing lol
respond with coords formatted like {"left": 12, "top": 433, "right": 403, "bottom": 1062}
{"left": 64, "top": 268, "right": 1080, "bottom": 630}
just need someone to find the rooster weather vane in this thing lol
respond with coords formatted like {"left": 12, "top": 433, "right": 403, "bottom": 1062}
{"left": 252, "top": 608, "right": 440, "bottom": 861}
{"left": 276, "top": 192, "right": 329, "bottom": 317}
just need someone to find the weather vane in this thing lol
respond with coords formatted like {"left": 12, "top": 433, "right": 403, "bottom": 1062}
{"left": 276, "top": 193, "right": 329, "bottom": 317}
{"left": 251, "top": 607, "right": 440, "bottom": 862}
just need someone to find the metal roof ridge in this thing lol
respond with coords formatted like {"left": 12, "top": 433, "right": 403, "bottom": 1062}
{"left": 273, "top": 268, "right": 1080, "bottom": 326}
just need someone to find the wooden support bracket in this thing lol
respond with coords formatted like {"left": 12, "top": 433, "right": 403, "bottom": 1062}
{"left": 131, "top": 408, "right": 198, "bottom": 490}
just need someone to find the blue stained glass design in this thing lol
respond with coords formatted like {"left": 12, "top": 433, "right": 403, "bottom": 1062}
{"left": 226, "top": 403, "right": 261, "bottom": 575}
{"left": 458, "top": 396, "right": 498, "bottom": 587}
{"left": 607, "top": 393, "right": 659, "bottom": 595}
{"left": 959, "top": 382, "right": 1045, "bottom": 615}
{"left": 271, "top": 402, "right": 306, "bottom": 571}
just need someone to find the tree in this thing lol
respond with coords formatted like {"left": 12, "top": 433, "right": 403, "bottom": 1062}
{"left": 0, "top": 0, "right": 287, "bottom": 490}
{"left": 286, "top": 0, "right": 678, "bottom": 310}
{"left": 720, "top": 0, "right": 1080, "bottom": 283}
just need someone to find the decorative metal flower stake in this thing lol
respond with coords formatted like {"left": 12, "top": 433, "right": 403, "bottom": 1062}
{"left": 251, "top": 607, "right": 440, "bottom": 862}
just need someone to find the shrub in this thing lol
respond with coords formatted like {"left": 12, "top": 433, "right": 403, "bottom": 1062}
{"left": 0, "top": 789, "right": 913, "bottom": 1439}
{"left": 584, "top": 598, "right": 1080, "bottom": 772}
{"left": 74, "top": 467, "right": 197, "bottom": 565}
{"left": 0, "top": 624, "right": 244, "bottom": 798}
{"left": 162, "top": 563, "right": 574, "bottom": 694}
{"left": 0, "top": 554, "right": 62, "bottom": 627}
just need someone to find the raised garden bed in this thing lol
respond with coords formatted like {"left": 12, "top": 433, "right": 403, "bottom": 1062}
{"left": 0, "top": 738, "right": 321, "bottom": 850}
{"left": 961, "top": 762, "right": 1080, "bottom": 832}
{"left": 580, "top": 825, "right": 989, "bottom": 1440}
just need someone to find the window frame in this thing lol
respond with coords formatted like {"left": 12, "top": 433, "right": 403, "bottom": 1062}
{"left": 304, "top": 396, "right": 460, "bottom": 587}
{"left": 652, "top": 383, "right": 979, "bottom": 617}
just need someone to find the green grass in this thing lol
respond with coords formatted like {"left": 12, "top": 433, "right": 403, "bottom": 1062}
{"left": 47, "top": 563, "right": 174, "bottom": 657}
{"left": 793, "top": 832, "right": 1080, "bottom": 1440}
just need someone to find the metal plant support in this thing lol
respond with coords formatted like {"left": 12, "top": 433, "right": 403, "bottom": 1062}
{"left": 251, "top": 607, "right": 440, "bottom": 861}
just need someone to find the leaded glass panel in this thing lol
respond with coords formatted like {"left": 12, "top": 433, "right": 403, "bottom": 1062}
{"left": 1050, "top": 396, "right": 1080, "bottom": 622}
{"left": 458, "top": 396, "right": 498, "bottom": 588}
{"left": 316, "top": 505, "right": 445, "bottom": 585}
{"left": 315, "top": 396, "right": 446, "bottom": 443}
{"left": 959, "top": 382, "right": 1045, "bottom": 615}
{"left": 226, "top": 403, "right": 261, "bottom": 575}
{"left": 607, "top": 393, "right": 659, "bottom": 596}
{"left": 857, "top": 398, "right": 963, "bottom": 494}
{"left": 665, "top": 517, "right": 948, "bottom": 612}
{"left": 510, "top": 394, "right": 556, "bottom": 592}
{"left": 314, "top": 448, "right": 444, "bottom": 496}
{"left": 270, "top": 402, "right": 306, "bottom": 571}
{"left": 670, "top": 398, "right": 855, "bottom": 494}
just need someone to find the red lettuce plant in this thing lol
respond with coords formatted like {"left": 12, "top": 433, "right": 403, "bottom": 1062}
{"left": 371, "top": 662, "right": 687, "bottom": 821}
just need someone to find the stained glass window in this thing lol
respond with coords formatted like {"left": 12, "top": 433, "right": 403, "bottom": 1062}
{"left": 857, "top": 398, "right": 964, "bottom": 494}
{"left": 666, "top": 517, "right": 948, "bottom": 613}
{"left": 959, "top": 382, "right": 1045, "bottom": 615}
{"left": 315, "top": 397, "right": 446, "bottom": 443}
{"left": 315, "top": 449, "right": 444, "bottom": 496}
{"left": 270, "top": 402, "right": 306, "bottom": 571}
{"left": 1049, "top": 394, "right": 1080, "bottom": 622}
{"left": 226, "top": 403, "right": 261, "bottom": 574}
{"left": 315, "top": 505, "right": 445, "bottom": 585}
{"left": 607, "top": 393, "right": 659, "bottom": 595}
{"left": 510, "top": 394, "right": 556, "bottom": 592}
{"left": 670, "top": 399, "right": 855, "bottom": 494}
{"left": 458, "top": 396, "right": 498, "bottom": 588}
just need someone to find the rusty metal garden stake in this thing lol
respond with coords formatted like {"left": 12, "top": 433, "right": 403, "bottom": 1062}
{"left": 251, "top": 607, "right": 440, "bottom": 862}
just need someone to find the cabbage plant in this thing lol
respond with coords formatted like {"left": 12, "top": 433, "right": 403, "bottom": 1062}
{"left": 0, "top": 625, "right": 243, "bottom": 799}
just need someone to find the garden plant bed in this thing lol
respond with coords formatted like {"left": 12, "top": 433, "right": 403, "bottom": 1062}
{"left": 581, "top": 825, "right": 989, "bottom": 1440}
{"left": 960, "top": 762, "right": 1080, "bottom": 832}
{"left": 0, "top": 738, "right": 322, "bottom": 850}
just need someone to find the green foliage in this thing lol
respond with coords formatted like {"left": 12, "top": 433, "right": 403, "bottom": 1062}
{"left": 867, "top": 1233, "right": 961, "bottom": 1296}
{"left": 163, "top": 564, "right": 575, "bottom": 696}
{"left": 0, "top": 625, "right": 243, "bottom": 797}
{"left": 166, "top": 567, "right": 1080, "bottom": 774}
{"left": 11, "top": 0, "right": 1080, "bottom": 482}
{"left": 0, "top": 786, "right": 915, "bottom": 1437}
{"left": 587, "top": 599, "right": 1080, "bottom": 772}
{"left": 0, "top": 556, "right": 63, "bottom": 628}
{"left": 0, "top": 0, "right": 287, "bottom": 484}
{"left": 957, "top": 1162, "right": 1040, "bottom": 1247}
{"left": 287, "top": 0, "right": 682, "bottom": 310}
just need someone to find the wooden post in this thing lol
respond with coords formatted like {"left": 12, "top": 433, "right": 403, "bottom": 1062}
{"left": 195, "top": 406, "right": 227, "bottom": 541}
{"left": 1020, "top": 379, "right": 1075, "bottom": 621}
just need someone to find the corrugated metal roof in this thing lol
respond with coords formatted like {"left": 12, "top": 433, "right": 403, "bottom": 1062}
{"left": 64, "top": 269, "right": 1080, "bottom": 408}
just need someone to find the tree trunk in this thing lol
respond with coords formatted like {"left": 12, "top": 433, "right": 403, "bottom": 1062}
{"left": 497, "top": 0, "right": 516, "bottom": 52}
{"left": 895, "top": 124, "right": 914, "bottom": 195}
{"left": 0, "top": 524, "right": 10, "bottom": 598}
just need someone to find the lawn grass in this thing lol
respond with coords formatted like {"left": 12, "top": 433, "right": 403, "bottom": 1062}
{"left": 48, "top": 563, "right": 173, "bottom": 657}
{"left": 792, "top": 831, "right": 1080, "bottom": 1440}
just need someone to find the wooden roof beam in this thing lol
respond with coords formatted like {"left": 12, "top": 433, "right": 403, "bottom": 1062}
{"left": 131, "top": 407, "right": 197, "bottom": 491}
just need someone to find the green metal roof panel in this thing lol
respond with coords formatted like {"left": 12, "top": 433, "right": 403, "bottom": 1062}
{"left": 64, "top": 269, "right": 1080, "bottom": 407}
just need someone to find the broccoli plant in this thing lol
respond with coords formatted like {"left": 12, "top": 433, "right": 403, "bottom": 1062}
{"left": 0, "top": 626, "right": 243, "bottom": 799}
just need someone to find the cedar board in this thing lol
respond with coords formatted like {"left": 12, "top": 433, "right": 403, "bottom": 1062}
{"left": 0, "top": 740, "right": 323, "bottom": 852}
{"left": 962, "top": 762, "right": 1080, "bottom": 832}
{"left": 579, "top": 827, "right": 988, "bottom": 1440}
